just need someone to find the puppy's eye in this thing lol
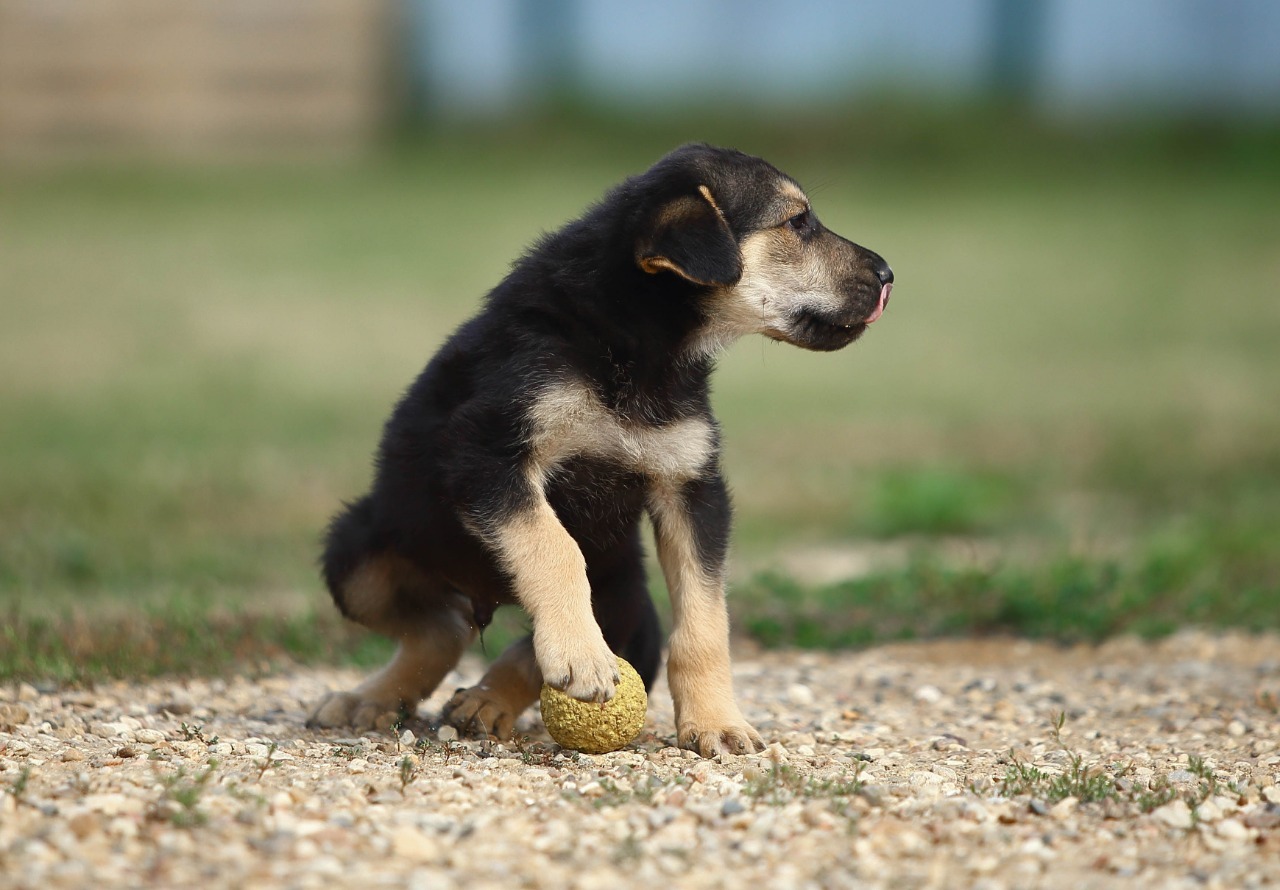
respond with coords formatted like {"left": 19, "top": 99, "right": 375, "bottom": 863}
{"left": 785, "top": 210, "right": 811, "bottom": 232}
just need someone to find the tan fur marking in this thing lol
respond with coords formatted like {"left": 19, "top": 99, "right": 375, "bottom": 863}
{"left": 491, "top": 489, "right": 619, "bottom": 701}
{"left": 649, "top": 487, "right": 760, "bottom": 756}
{"left": 493, "top": 497, "right": 590, "bottom": 620}
{"left": 697, "top": 184, "right": 726, "bottom": 221}
{"left": 640, "top": 256, "right": 684, "bottom": 277}
{"left": 341, "top": 557, "right": 397, "bottom": 625}
{"left": 353, "top": 617, "right": 471, "bottom": 704}
{"left": 779, "top": 180, "right": 809, "bottom": 206}
{"left": 527, "top": 379, "right": 715, "bottom": 483}
{"left": 307, "top": 604, "right": 475, "bottom": 729}
{"left": 443, "top": 636, "right": 541, "bottom": 739}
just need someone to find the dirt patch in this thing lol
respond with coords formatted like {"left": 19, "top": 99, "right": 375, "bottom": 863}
{"left": 3, "top": 630, "right": 1279, "bottom": 888}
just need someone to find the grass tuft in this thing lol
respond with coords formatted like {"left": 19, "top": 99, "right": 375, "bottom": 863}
{"left": 997, "top": 714, "right": 1229, "bottom": 820}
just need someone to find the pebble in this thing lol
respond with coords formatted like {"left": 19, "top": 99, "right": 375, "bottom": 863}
{"left": 1216, "top": 819, "right": 1251, "bottom": 840}
{"left": 786, "top": 684, "right": 815, "bottom": 707}
{"left": 0, "top": 703, "right": 30, "bottom": 728}
{"left": 1152, "top": 800, "right": 1194, "bottom": 830}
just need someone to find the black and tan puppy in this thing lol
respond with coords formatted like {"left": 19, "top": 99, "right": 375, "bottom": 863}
{"left": 308, "top": 144, "right": 892, "bottom": 757}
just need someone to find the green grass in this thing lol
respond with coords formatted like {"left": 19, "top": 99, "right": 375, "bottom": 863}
{"left": 739, "top": 510, "right": 1279, "bottom": 648}
{"left": 996, "top": 715, "right": 1229, "bottom": 819}
{"left": 1, "top": 106, "right": 1278, "bottom": 681}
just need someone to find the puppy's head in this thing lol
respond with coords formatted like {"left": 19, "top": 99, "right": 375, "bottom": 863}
{"left": 634, "top": 143, "right": 893, "bottom": 354}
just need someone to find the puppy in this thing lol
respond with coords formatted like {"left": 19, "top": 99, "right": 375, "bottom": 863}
{"left": 307, "top": 143, "right": 893, "bottom": 757}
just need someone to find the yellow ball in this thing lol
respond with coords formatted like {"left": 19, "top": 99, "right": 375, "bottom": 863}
{"left": 539, "top": 656, "right": 647, "bottom": 754}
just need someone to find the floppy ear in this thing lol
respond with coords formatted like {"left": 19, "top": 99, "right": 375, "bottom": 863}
{"left": 636, "top": 185, "right": 742, "bottom": 286}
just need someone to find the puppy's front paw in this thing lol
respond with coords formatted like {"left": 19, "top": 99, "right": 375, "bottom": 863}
{"left": 534, "top": 629, "right": 620, "bottom": 703}
{"left": 678, "top": 713, "right": 765, "bottom": 758}
{"left": 442, "top": 686, "right": 524, "bottom": 740}
{"left": 306, "top": 691, "right": 401, "bottom": 732}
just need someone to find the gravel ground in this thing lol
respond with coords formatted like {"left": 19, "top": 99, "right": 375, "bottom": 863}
{"left": 3, "top": 630, "right": 1279, "bottom": 889}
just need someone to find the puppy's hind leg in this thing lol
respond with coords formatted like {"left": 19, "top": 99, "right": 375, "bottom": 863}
{"left": 443, "top": 635, "right": 542, "bottom": 740}
{"left": 307, "top": 549, "right": 476, "bottom": 731}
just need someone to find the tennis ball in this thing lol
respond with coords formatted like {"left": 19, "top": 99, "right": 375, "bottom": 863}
{"left": 539, "top": 656, "right": 647, "bottom": 754}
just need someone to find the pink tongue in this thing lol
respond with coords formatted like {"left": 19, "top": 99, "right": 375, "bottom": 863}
{"left": 865, "top": 282, "right": 891, "bottom": 324}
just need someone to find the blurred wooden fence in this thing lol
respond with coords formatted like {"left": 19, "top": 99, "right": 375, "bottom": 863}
{"left": 0, "top": 0, "right": 396, "bottom": 162}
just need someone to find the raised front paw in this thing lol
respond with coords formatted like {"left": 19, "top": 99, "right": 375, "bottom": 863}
{"left": 678, "top": 713, "right": 766, "bottom": 758}
{"left": 442, "top": 686, "right": 524, "bottom": 739}
{"left": 534, "top": 628, "right": 620, "bottom": 703}
{"left": 305, "top": 690, "right": 402, "bottom": 732}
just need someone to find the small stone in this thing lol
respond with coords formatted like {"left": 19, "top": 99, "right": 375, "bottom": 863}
{"left": 156, "top": 699, "right": 192, "bottom": 716}
{"left": 858, "top": 785, "right": 888, "bottom": 807}
{"left": 61, "top": 748, "right": 85, "bottom": 763}
{"left": 0, "top": 704, "right": 29, "bottom": 729}
{"left": 390, "top": 826, "right": 441, "bottom": 862}
{"left": 1192, "top": 800, "right": 1221, "bottom": 824}
{"left": 68, "top": 813, "right": 99, "bottom": 839}
{"left": 1217, "top": 818, "right": 1251, "bottom": 840}
{"left": 84, "top": 793, "right": 144, "bottom": 817}
{"left": 1227, "top": 720, "right": 1247, "bottom": 737}
{"left": 1243, "top": 806, "right": 1280, "bottom": 830}
{"left": 400, "top": 729, "right": 416, "bottom": 747}
{"left": 133, "top": 729, "right": 165, "bottom": 745}
{"left": 1152, "top": 799, "right": 1194, "bottom": 830}
{"left": 90, "top": 721, "right": 127, "bottom": 739}
{"left": 721, "top": 798, "right": 746, "bottom": 817}
{"left": 16, "top": 683, "right": 38, "bottom": 702}
{"left": 786, "top": 684, "right": 815, "bottom": 707}
{"left": 436, "top": 725, "right": 458, "bottom": 743}
{"left": 1050, "top": 797, "right": 1078, "bottom": 820}
{"left": 914, "top": 685, "right": 944, "bottom": 704}
{"left": 348, "top": 758, "right": 368, "bottom": 774}
{"left": 1262, "top": 786, "right": 1280, "bottom": 804}
{"left": 687, "top": 761, "right": 714, "bottom": 783}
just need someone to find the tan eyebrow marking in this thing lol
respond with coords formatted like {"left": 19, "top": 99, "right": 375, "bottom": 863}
{"left": 772, "top": 180, "right": 810, "bottom": 225}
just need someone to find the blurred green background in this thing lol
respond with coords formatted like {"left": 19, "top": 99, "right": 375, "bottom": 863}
{"left": 2, "top": 2, "right": 1278, "bottom": 682}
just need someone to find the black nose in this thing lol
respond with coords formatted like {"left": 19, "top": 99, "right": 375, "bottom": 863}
{"left": 876, "top": 263, "right": 894, "bottom": 286}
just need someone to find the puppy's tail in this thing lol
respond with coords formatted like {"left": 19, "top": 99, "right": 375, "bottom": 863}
{"left": 321, "top": 495, "right": 379, "bottom": 620}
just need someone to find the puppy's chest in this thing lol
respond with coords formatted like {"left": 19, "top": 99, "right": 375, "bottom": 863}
{"left": 527, "top": 380, "right": 715, "bottom": 483}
